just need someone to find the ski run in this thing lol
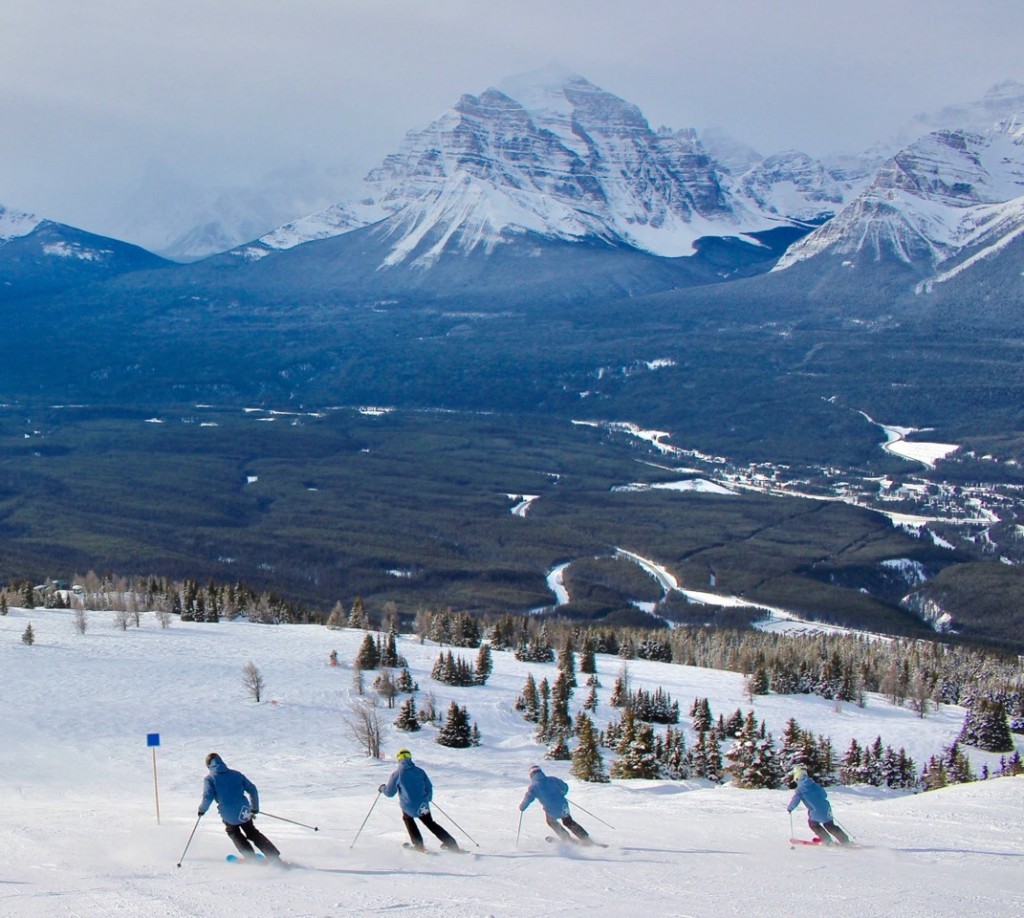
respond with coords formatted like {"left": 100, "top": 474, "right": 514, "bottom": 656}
{"left": 2, "top": 606, "right": 1022, "bottom": 917}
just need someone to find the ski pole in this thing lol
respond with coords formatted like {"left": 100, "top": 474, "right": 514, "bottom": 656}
{"left": 568, "top": 800, "right": 615, "bottom": 830}
{"left": 515, "top": 810, "right": 524, "bottom": 849}
{"left": 176, "top": 815, "right": 202, "bottom": 868}
{"left": 432, "top": 801, "right": 480, "bottom": 848}
{"left": 350, "top": 790, "right": 382, "bottom": 849}
{"left": 789, "top": 810, "right": 794, "bottom": 840}
{"left": 260, "top": 811, "right": 319, "bottom": 832}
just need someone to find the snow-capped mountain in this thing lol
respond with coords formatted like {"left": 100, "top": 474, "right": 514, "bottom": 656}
{"left": 0, "top": 202, "right": 169, "bottom": 296}
{"left": 773, "top": 115, "right": 1024, "bottom": 281}
{"left": 241, "top": 71, "right": 863, "bottom": 268}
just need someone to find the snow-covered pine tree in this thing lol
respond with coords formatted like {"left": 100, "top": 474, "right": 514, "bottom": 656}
{"left": 690, "top": 697, "right": 712, "bottom": 733}
{"left": 546, "top": 737, "right": 571, "bottom": 761}
{"left": 942, "top": 741, "right": 975, "bottom": 784}
{"left": 724, "top": 711, "right": 783, "bottom": 789}
{"left": 571, "top": 712, "right": 608, "bottom": 783}
{"left": 355, "top": 633, "right": 380, "bottom": 670}
{"left": 347, "top": 597, "right": 369, "bottom": 630}
{"left": 958, "top": 698, "right": 1014, "bottom": 752}
{"left": 557, "top": 634, "right": 577, "bottom": 688}
{"left": 549, "top": 671, "right": 574, "bottom": 740}
{"left": 396, "top": 667, "right": 418, "bottom": 694}
{"left": 436, "top": 702, "right": 473, "bottom": 748}
{"left": 690, "top": 730, "right": 723, "bottom": 783}
{"left": 515, "top": 673, "right": 540, "bottom": 722}
{"left": 610, "top": 708, "right": 660, "bottom": 779}
{"left": 475, "top": 643, "right": 493, "bottom": 685}
{"left": 661, "top": 726, "right": 689, "bottom": 779}
{"left": 394, "top": 697, "right": 421, "bottom": 732}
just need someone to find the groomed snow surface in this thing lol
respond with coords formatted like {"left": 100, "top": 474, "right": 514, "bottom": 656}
{"left": 2, "top": 608, "right": 1022, "bottom": 917}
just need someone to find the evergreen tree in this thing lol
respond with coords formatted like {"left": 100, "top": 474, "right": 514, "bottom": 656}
{"left": 660, "top": 726, "right": 690, "bottom": 780}
{"left": 380, "top": 627, "right": 407, "bottom": 668}
{"left": 535, "top": 678, "right": 551, "bottom": 742}
{"left": 578, "top": 637, "right": 597, "bottom": 678}
{"left": 355, "top": 633, "right": 380, "bottom": 670}
{"left": 557, "top": 635, "right": 577, "bottom": 688}
{"left": 515, "top": 673, "right": 540, "bottom": 723}
{"left": 436, "top": 702, "right": 473, "bottom": 749}
{"left": 724, "top": 711, "right": 783, "bottom": 789}
{"left": 347, "top": 596, "right": 369, "bottom": 630}
{"left": 396, "top": 667, "right": 419, "bottom": 694}
{"left": 549, "top": 670, "right": 574, "bottom": 740}
{"left": 21, "top": 622, "right": 35, "bottom": 645}
{"left": 325, "top": 600, "right": 345, "bottom": 629}
{"left": 958, "top": 698, "right": 1014, "bottom": 752}
{"left": 610, "top": 708, "right": 660, "bottom": 779}
{"left": 475, "top": 643, "right": 493, "bottom": 685}
{"left": 394, "top": 697, "right": 422, "bottom": 732}
{"left": 546, "top": 737, "right": 572, "bottom": 761}
{"left": 571, "top": 712, "right": 608, "bottom": 783}
{"left": 690, "top": 697, "right": 712, "bottom": 733}
{"left": 691, "top": 731, "right": 723, "bottom": 782}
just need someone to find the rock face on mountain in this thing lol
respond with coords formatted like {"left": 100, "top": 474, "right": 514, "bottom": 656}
{"left": 774, "top": 117, "right": 1024, "bottom": 285}
{"left": 241, "top": 71, "right": 862, "bottom": 268}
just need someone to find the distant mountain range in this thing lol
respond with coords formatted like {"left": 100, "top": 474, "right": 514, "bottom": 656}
{"left": 3, "top": 72, "right": 1023, "bottom": 294}
{"left": 235, "top": 68, "right": 870, "bottom": 270}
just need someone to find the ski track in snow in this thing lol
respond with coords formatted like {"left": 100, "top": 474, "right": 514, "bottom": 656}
{"left": 1, "top": 609, "right": 1022, "bottom": 917}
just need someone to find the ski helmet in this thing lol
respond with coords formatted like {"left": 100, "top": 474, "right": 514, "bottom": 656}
{"left": 205, "top": 752, "right": 222, "bottom": 768}
{"left": 789, "top": 766, "right": 807, "bottom": 782}
{"left": 396, "top": 748, "right": 412, "bottom": 761}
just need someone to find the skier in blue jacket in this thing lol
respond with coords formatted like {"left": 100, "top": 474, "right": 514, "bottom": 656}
{"left": 519, "top": 765, "right": 591, "bottom": 843}
{"left": 198, "top": 753, "right": 281, "bottom": 860}
{"left": 786, "top": 766, "right": 850, "bottom": 845}
{"left": 379, "top": 749, "right": 461, "bottom": 852}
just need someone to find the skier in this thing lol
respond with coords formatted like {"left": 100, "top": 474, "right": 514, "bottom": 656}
{"left": 519, "top": 765, "right": 591, "bottom": 844}
{"left": 198, "top": 752, "right": 282, "bottom": 861}
{"left": 379, "top": 748, "right": 461, "bottom": 852}
{"left": 786, "top": 766, "right": 850, "bottom": 845}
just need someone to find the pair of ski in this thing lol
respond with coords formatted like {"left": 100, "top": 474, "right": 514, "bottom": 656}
{"left": 402, "top": 842, "right": 468, "bottom": 856}
{"left": 225, "top": 853, "right": 298, "bottom": 869}
{"left": 789, "top": 837, "right": 862, "bottom": 850}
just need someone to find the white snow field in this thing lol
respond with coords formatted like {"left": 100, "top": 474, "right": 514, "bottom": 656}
{"left": 2, "top": 607, "right": 1022, "bottom": 918}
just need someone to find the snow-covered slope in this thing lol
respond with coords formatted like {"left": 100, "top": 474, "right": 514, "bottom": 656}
{"left": 0, "top": 203, "right": 43, "bottom": 243}
{"left": 245, "top": 71, "right": 861, "bottom": 268}
{"left": 2, "top": 606, "right": 1021, "bottom": 917}
{"left": 774, "top": 116, "right": 1024, "bottom": 280}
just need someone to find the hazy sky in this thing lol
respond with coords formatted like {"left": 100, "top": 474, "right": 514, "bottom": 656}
{"left": 2, "top": 0, "right": 1022, "bottom": 246}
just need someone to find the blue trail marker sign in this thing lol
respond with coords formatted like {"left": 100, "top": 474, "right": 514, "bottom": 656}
{"left": 148, "top": 734, "right": 161, "bottom": 823}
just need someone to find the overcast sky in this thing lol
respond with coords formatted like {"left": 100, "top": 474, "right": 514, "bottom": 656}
{"left": 2, "top": 0, "right": 1023, "bottom": 247}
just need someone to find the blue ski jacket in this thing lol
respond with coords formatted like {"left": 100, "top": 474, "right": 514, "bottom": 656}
{"left": 199, "top": 757, "right": 260, "bottom": 826}
{"left": 787, "top": 775, "right": 833, "bottom": 823}
{"left": 383, "top": 759, "right": 433, "bottom": 817}
{"left": 519, "top": 769, "right": 570, "bottom": 818}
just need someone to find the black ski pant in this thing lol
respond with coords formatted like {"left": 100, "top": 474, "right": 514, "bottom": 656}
{"left": 403, "top": 809, "right": 458, "bottom": 849}
{"left": 809, "top": 819, "right": 850, "bottom": 846}
{"left": 224, "top": 818, "right": 280, "bottom": 858}
{"left": 545, "top": 812, "right": 590, "bottom": 841}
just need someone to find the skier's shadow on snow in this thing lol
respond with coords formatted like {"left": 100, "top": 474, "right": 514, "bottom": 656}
{"left": 620, "top": 846, "right": 743, "bottom": 857}
{"left": 891, "top": 846, "right": 1024, "bottom": 858}
{"left": 309, "top": 867, "right": 475, "bottom": 877}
